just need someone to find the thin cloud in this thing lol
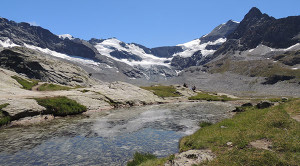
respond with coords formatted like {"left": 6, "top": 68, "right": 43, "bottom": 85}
{"left": 28, "top": 21, "right": 39, "bottom": 26}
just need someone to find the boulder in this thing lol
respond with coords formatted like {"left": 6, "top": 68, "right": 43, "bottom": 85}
{"left": 256, "top": 101, "right": 273, "bottom": 109}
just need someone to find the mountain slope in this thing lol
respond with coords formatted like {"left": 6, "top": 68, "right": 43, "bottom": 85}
{"left": 0, "top": 17, "right": 96, "bottom": 59}
{"left": 215, "top": 7, "right": 300, "bottom": 55}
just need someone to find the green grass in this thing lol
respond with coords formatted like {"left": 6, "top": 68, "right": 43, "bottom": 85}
{"left": 140, "top": 99, "right": 300, "bottom": 166}
{"left": 209, "top": 59, "right": 300, "bottom": 81}
{"left": 179, "top": 99, "right": 300, "bottom": 166}
{"left": 80, "top": 89, "right": 90, "bottom": 93}
{"left": 140, "top": 85, "right": 181, "bottom": 98}
{"left": 0, "top": 103, "right": 10, "bottom": 126}
{"left": 38, "top": 83, "right": 72, "bottom": 91}
{"left": 127, "top": 152, "right": 157, "bottom": 166}
{"left": 189, "top": 92, "right": 233, "bottom": 101}
{"left": 11, "top": 75, "right": 39, "bottom": 90}
{"left": 35, "top": 97, "right": 87, "bottom": 116}
{"left": 199, "top": 121, "right": 213, "bottom": 128}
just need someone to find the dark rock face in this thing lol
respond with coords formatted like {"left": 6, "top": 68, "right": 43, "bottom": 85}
{"left": 110, "top": 50, "right": 143, "bottom": 61}
{"left": 150, "top": 46, "right": 184, "bottom": 58}
{"left": 262, "top": 75, "right": 295, "bottom": 85}
{"left": 0, "top": 49, "right": 45, "bottom": 79}
{"left": 171, "top": 50, "right": 203, "bottom": 70}
{"left": 200, "top": 20, "right": 239, "bottom": 44}
{"left": 217, "top": 7, "right": 300, "bottom": 54}
{"left": 0, "top": 18, "right": 96, "bottom": 59}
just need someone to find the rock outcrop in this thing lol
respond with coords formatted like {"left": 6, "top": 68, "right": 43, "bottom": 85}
{"left": 165, "top": 149, "right": 216, "bottom": 166}
{"left": 0, "top": 47, "right": 95, "bottom": 86}
{"left": 0, "top": 17, "right": 96, "bottom": 59}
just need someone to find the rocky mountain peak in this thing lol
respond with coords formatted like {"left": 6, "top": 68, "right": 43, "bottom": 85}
{"left": 244, "top": 7, "right": 263, "bottom": 20}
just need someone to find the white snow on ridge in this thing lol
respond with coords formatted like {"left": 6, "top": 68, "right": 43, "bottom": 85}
{"left": 0, "top": 39, "right": 19, "bottom": 48}
{"left": 248, "top": 43, "right": 300, "bottom": 55}
{"left": 176, "top": 38, "right": 226, "bottom": 58}
{"left": 58, "top": 34, "right": 74, "bottom": 40}
{"left": 24, "top": 44, "right": 105, "bottom": 68}
{"left": 94, "top": 38, "right": 172, "bottom": 68}
{"left": 232, "top": 20, "right": 240, "bottom": 24}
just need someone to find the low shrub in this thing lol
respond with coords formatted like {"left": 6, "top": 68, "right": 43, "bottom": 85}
{"left": 11, "top": 76, "right": 39, "bottom": 90}
{"left": 0, "top": 103, "right": 10, "bottom": 126}
{"left": 38, "top": 83, "right": 71, "bottom": 91}
{"left": 35, "top": 97, "right": 87, "bottom": 116}
{"left": 127, "top": 152, "right": 157, "bottom": 166}
{"left": 199, "top": 121, "right": 213, "bottom": 128}
{"left": 141, "top": 85, "right": 181, "bottom": 98}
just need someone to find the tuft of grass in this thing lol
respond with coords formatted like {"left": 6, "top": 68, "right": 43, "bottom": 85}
{"left": 38, "top": 83, "right": 71, "bottom": 91}
{"left": 199, "top": 121, "right": 213, "bottom": 128}
{"left": 35, "top": 97, "right": 87, "bottom": 116}
{"left": 0, "top": 103, "right": 10, "bottom": 126}
{"left": 127, "top": 152, "right": 157, "bottom": 166}
{"left": 11, "top": 75, "right": 39, "bottom": 90}
{"left": 189, "top": 92, "right": 233, "bottom": 101}
{"left": 80, "top": 89, "right": 90, "bottom": 93}
{"left": 140, "top": 85, "right": 181, "bottom": 98}
{"left": 177, "top": 99, "right": 300, "bottom": 166}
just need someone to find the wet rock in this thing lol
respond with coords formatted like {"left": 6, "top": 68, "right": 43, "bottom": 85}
{"left": 241, "top": 103, "right": 253, "bottom": 107}
{"left": 232, "top": 107, "right": 246, "bottom": 112}
{"left": 256, "top": 101, "right": 273, "bottom": 109}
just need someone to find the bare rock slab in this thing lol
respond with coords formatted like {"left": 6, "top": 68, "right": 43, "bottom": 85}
{"left": 165, "top": 149, "right": 216, "bottom": 166}
{"left": 1, "top": 99, "right": 46, "bottom": 120}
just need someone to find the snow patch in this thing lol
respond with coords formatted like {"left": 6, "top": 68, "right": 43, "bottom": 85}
{"left": 176, "top": 38, "right": 226, "bottom": 58}
{"left": 0, "top": 39, "right": 19, "bottom": 48}
{"left": 24, "top": 44, "right": 101, "bottom": 66}
{"left": 58, "top": 34, "right": 74, "bottom": 40}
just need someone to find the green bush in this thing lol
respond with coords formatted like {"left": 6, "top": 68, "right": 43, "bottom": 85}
{"left": 35, "top": 97, "right": 87, "bottom": 116}
{"left": 127, "top": 152, "right": 157, "bottom": 166}
{"left": 199, "top": 121, "right": 213, "bottom": 128}
{"left": 188, "top": 92, "right": 233, "bottom": 101}
{"left": 11, "top": 76, "right": 39, "bottom": 90}
{"left": 38, "top": 83, "right": 71, "bottom": 91}
{"left": 140, "top": 85, "right": 181, "bottom": 98}
{"left": 80, "top": 89, "right": 90, "bottom": 93}
{"left": 0, "top": 103, "right": 10, "bottom": 126}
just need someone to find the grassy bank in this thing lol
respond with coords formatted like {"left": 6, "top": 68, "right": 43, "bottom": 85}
{"left": 38, "top": 83, "right": 71, "bottom": 91}
{"left": 189, "top": 92, "right": 233, "bottom": 101}
{"left": 0, "top": 103, "right": 10, "bottom": 126}
{"left": 140, "top": 85, "right": 181, "bottom": 98}
{"left": 11, "top": 76, "right": 39, "bottom": 90}
{"left": 139, "top": 99, "right": 300, "bottom": 166}
{"left": 35, "top": 97, "right": 87, "bottom": 116}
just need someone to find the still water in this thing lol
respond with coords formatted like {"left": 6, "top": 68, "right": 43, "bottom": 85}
{"left": 0, "top": 102, "right": 234, "bottom": 166}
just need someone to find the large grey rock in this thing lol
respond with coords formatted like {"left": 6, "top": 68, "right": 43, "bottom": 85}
{"left": 1, "top": 99, "right": 46, "bottom": 120}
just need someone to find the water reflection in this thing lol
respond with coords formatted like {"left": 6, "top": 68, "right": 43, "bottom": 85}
{"left": 0, "top": 102, "right": 234, "bottom": 166}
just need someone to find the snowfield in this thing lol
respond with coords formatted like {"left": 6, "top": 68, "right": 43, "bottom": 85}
{"left": 176, "top": 38, "right": 226, "bottom": 58}
{"left": 94, "top": 38, "right": 172, "bottom": 68}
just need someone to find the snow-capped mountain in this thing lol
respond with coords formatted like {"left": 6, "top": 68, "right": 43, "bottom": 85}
{"left": 0, "top": 15, "right": 240, "bottom": 82}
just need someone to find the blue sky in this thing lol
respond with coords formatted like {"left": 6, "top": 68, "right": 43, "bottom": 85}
{"left": 1, "top": 0, "right": 299, "bottom": 48}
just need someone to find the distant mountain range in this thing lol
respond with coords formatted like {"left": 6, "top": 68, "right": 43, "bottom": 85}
{"left": 0, "top": 7, "right": 299, "bottom": 85}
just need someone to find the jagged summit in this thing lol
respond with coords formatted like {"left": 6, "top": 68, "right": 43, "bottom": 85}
{"left": 244, "top": 7, "right": 263, "bottom": 19}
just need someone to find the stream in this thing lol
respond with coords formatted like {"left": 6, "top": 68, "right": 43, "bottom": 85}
{"left": 0, "top": 102, "right": 234, "bottom": 166}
